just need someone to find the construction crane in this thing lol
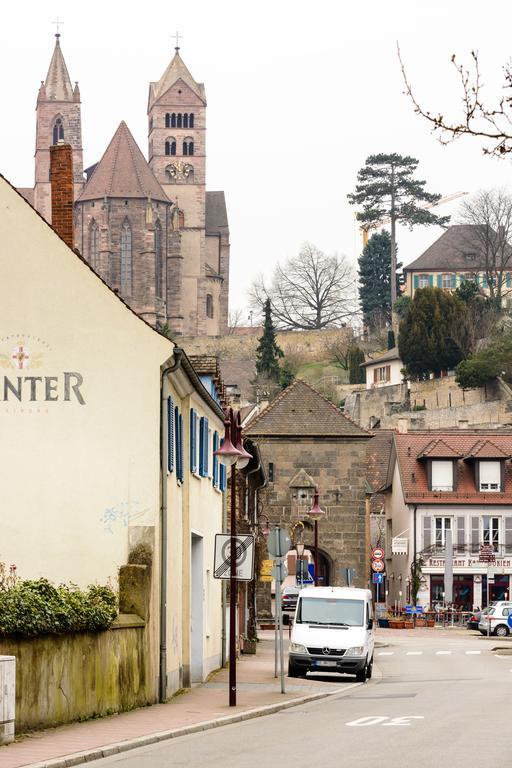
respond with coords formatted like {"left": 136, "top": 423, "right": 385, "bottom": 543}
{"left": 359, "top": 191, "right": 469, "bottom": 247}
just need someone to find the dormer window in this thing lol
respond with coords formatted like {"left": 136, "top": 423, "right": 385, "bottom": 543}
{"left": 430, "top": 460, "right": 454, "bottom": 492}
{"left": 479, "top": 460, "right": 502, "bottom": 492}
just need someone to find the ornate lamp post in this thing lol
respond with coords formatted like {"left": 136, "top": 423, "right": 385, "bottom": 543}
{"left": 308, "top": 486, "right": 325, "bottom": 587}
{"left": 214, "top": 408, "right": 244, "bottom": 707}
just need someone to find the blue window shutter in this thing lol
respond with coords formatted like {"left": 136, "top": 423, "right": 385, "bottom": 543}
{"left": 190, "top": 409, "right": 197, "bottom": 473}
{"left": 437, "top": 274, "right": 443, "bottom": 288}
{"left": 167, "top": 396, "right": 174, "bottom": 472}
{"left": 213, "top": 431, "right": 219, "bottom": 486}
{"left": 413, "top": 274, "right": 419, "bottom": 290}
{"left": 179, "top": 413, "right": 184, "bottom": 482}
{"left": 220, "top": 463, "right": 226, "bottom": 492}
{"left": 452, "top": 273, "right": 457, "bottom": 289}
{"left": 204, "top": 418, "right": 209, "bottom": 477}
{"left": 199, "top": 417, "right": 205, "bottom": 476}
{"left": 428, "top": 274, "right": 433, "bottom": 287}
{"left": 174, "top": 407, "right": 180, "bottom": 482}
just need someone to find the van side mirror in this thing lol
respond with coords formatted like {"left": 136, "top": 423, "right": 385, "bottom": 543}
{"left": 367, "top": 618, "right": 373, "bottom": 630}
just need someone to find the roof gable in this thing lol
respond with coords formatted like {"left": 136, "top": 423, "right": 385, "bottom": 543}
{"left": 404, "top": 225, "right": 504, "bottom": 272}
{"left": 465, "top": 440, "right": 511, "bottom": 460}
{"left": 418, "top": 438, "right": 463, "bottom": 459}
{"left": 244, "top": 379, "right": 370, "bottom": 438}
{"left": 77, "top": 122, "right": 169, "bottom": 203}
{"left": 149, "top": 51, "right": 206, "bottom": 107}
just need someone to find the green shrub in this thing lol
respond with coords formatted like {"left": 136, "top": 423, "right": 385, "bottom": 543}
{"left": 0, "top": 578, "right": 118, "bottom": 638}
{"left": 455, "top": 356, "right": 500, "bottom": 389}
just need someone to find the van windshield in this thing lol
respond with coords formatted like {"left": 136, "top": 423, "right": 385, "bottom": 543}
{"left": 296, "top": 597, "right": 364, "bottom": 626}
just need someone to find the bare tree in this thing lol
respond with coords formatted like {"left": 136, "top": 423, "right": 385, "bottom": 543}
{"left": 226, "top": 308, "right": 245, "bottom": 335}
{"left": 398, "top": 45, "right": 512, "bottom": 157}
{"left": 458, "top": 189, "right": 512, "bottom": 302}
{"left": 249, "top": 243, "right": 357, "bottom": 330}
{"left": 323, "top": 332, "right": 354, "bottom": 370}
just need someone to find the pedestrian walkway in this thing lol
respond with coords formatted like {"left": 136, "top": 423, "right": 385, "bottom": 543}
{"left": 0, "top": 632, "right": 355, "bottom": 768}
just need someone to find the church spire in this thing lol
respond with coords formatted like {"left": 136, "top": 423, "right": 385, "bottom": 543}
{"left": 44, "top": 34, "right": 74, "bottom": 101}
{"left": 148, "top": 45, "right": 206, "bottom": 108}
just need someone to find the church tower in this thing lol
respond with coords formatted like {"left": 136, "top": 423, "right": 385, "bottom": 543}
{"left": 148, "top": 43, "right": 208, "bottom": 335}
{"left": 34, "top": 34, "right": 84, "bottom": 222}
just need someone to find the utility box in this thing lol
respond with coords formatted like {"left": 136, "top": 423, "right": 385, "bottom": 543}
{"left": 0, "top": 656, "right": 15, "bottom": 744}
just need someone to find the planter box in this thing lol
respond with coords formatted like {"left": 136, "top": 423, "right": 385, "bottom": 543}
{"left": 415, "top": 619, "right": 426, "bottom": 627}
{"left": 378, "top": 618, "right": 389, "bottom": 628}
{"left": 389, "top": 620, "right": 405, "bottom": 629}
{"left": 404, "top": 620, "right": 414, "bottom": 629}
{"left": 427, "top": 620, "right": 435, "bottom": 627}
{"left": 241, "top": 639, "right": 257, "bottom": 654}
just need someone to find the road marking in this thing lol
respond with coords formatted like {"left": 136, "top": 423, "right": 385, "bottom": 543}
{"left": 346, "top": 715, "right": 425, "bottom": 727}
{"left": 406, "top": 651, "right": 422, "bottom": 655}
{"left": 378, "top": 651, "right": 394, "bottom": 656}
{"left": 436, "top": 651, "right": 452, "bottom": 655}
{"left": 466, "top": 650, "right": 480, "bottom": 655}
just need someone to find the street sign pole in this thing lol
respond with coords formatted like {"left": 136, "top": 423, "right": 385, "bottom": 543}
{"left": 229, "top": 463, "right": 237, "bottom": 707}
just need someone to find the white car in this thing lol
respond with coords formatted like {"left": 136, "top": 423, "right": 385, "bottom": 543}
{"left": 478, "top": 603, "right": 512, "bottom": 636}
{"left": 288, "top": 586, "right": 374, "bottom": 682}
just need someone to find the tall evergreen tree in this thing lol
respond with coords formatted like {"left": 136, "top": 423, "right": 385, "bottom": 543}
{"left": 398, "top": 287, "right": 465, "bottom": 378}
{"left": 348, "top": 346, "right": 366, "bottom": 384}
{"left": 358, "top": 230, "right": 401, "bottom": 328}
{"left": 255, "top": 299, "right": 283, "bottom": 381}
{"left": 348, "top": 154, "right": 449, "bottom": 307}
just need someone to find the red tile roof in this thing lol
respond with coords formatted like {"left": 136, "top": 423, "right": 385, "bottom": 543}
{"left": 465, "top": 439, "right": 511, "bottom": 459}
{"left": 395, "top": 431, "right": 512, "bottom": 504}
{"left": 417, "top": 439, "right": 463, "bottom": 459}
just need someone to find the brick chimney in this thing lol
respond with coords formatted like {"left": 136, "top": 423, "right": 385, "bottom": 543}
{"left": 50, "top": 143, "right": 74, "bottom": 249}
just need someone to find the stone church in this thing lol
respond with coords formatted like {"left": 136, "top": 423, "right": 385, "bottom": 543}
{"left": 16, "top": 35, "right": 230, "bottom": 336}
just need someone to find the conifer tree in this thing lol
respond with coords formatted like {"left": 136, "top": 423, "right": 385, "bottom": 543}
{"left": 398, "top": 287, "right": 465, "bottom": 378}
{"left": 358, "top": 230, "right": 400, "bottom": 328}
{"left": 255, "top": 299, "right": 283, "bottom": 381}
{"left": 348, "top": 154, "right": 449, "bottom": 308}
{"left": 348, "top": 346, "right": 366, "bottom": 384}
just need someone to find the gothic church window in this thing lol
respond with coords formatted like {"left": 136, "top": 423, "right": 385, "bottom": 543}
{"left": 120, "top": 220, "right": 132, "bottom": 296}
{"left": 165, "top": 138, "right": 177, "bottom": 156}
{"left": 52, "top": 117, "right": 64, "bottom": 145}
{"left": 155, "top": 221, "right": 163, "bottom": 298}
{"left": 183, "top": 139, "right": 194, "bottom": 156}
{"left": 89, "top": 219, "right": 99, "bottom": 269}
{"left": 206, "top": 293, "right": 214, "bottom": 319}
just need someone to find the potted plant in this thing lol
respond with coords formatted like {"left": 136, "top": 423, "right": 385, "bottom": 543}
{"left": 241, "top": 635, "right": 258, "bottom": 654}
{"left": 404, "top": 615, "right": 414, "bottom": 629}
{"left": 415, "top": 615, "right": 426, "bottom": 627}
{"left": 378, "top": 613, "right": 391, "bottom": 628}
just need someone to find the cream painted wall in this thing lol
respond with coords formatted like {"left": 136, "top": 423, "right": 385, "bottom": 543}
{"left": 385, "top": 462, "right": 413, "bottom": 605}
{"left": 0, "top": 177, "right": 172, "bottom": 588}
{"left": 365, "top": 358, "right": 403, "bottom": 389}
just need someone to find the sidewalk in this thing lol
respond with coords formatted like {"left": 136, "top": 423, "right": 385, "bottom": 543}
{"left": 0, "top": 632, "right": 357, "bottom": 768}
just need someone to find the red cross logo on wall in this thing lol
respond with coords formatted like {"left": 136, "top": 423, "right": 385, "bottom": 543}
{"left": 11, "top": 344, "right": 30, "bottom": 370}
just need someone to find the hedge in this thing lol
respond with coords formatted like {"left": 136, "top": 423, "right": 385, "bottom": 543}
{"left": 0, "top": 578, "right": 118, "bottom": 638}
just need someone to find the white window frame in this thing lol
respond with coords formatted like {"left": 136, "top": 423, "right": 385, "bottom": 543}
{"left": 441, "top": 273, "right": 454, "bottom": 290}
{"left": 431, "top": 460, "right": 454, "bottom": 492}
{"left": 418, "top": 274, "right": 430, "bottom": 288}
{"left": 479, "top": 461, "right": 501, "bottom": 492}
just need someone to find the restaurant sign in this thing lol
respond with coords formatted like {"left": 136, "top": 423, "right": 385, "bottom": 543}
{"left": 426, "top": 555, "right": 512, "bottom": 570}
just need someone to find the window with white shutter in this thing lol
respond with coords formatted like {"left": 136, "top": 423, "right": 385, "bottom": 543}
{"left": 479, "top": 461, "right": 501, "bottom": 492}
{"left": 431, "top": 460, "right": 454, "bottom": 491}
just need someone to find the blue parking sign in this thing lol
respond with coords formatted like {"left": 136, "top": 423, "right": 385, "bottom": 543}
{"left": 372, "top": 573, "right": 383, "bottom": 584}
{"left": 507, "top": 613, "right": 512, "bottom": 629}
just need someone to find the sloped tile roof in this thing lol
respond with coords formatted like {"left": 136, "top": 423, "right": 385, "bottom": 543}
{"left": 44, "top": 36, "right": 74, "bottom": 101}
{"left": 465, "top": 439, "right": 511, "bottom": 459}
{"left": 206, "top": 192, "right": 228, "bottom": 234}
{"left": 367, "top": 430, "right": 395, "bottom": 493}
{"left": 395, "top": 431, "right": 512, "bottom": 504}
{"left": 404, "top": 224, "right": 512, "bottom": 272}
{"left": 244, "top": 379, "right": 370, "bottom": 438}
{"left": 360, "top": 346, "right": 401, "bottom": 368}
{"left": 77, "top": 122, "right": 169, "bottom": 203}
{"left": 418, "top": 438, "right": 463, "bottom": 459}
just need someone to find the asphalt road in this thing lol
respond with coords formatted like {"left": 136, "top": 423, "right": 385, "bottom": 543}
{"left": 91, "top": 631, "right": 512, "bottom": 768}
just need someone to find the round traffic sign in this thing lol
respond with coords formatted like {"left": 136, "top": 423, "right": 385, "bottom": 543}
{"left": 371, "top": 559, "right": 385, "bottom": 573}
{"left": 266, "top": 528, "right": 291, "bottom": 558}
{"left": 372, "top": 547, "right": 385, "bottom": 560}
{"left": 508, "top": 613, "right": 512, "bottom": 630}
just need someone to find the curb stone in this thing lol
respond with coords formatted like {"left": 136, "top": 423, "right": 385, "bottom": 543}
{"left": 22, "top": 683, "right": 363, "bottom": 768}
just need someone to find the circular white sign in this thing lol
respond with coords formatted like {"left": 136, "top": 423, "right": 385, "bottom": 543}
{"left": 371, "top": 560, "right": 385, "bottom": 573}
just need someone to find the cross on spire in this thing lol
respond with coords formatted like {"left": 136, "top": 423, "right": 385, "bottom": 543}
{"left": 52, "top": 17, "right": 64, "bottom": 38}
{"left": 173, "top": 30, "right": 182, "bottom": 51}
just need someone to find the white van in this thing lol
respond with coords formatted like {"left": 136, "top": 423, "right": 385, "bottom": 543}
{"left": 288, "top": 586, "right": 374, "bottom": 682}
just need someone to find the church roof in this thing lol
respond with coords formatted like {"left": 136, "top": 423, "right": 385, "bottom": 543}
{"left": 206, "top": 192, "right": 228, "bottom": 234}
{"left": 77, "top": 122, "right": 169, "bottom": 203}
{"left": 43, "top": 35, "right": 74, "bottom": 101}
{"left": 244, "top": 379, "right": 370, "bottom": 438}
{"left": 149, "top": 49, "right": 206, "bottom": 107}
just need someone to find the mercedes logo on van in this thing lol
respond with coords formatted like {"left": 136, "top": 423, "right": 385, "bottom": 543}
{"left": 322, "top": 647, "right": 330, "bottom": 655}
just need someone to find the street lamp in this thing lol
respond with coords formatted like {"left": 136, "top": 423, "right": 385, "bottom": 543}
{"left": 213, "top": 409, "right": 244, "bottom": 708}
{"left": 296, "top": 541, "right": 305, "bottom": 588}
{"left": 308, "top": 486, "right": 325, "bottom": 587}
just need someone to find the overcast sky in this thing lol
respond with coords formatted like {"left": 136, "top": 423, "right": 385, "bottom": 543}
{"left": 2, "top": 1, "right": 512, "bottom": 316}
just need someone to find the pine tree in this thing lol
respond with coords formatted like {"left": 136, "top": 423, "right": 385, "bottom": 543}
{"left": 398, "top": 287, "right": 465, "bottom": 378}
{"left": 358, "top": 230, "right": 401, "bottom": 328}
{"left": 255, "top": 299, "right": 283, "bottom": 381}
{"left": 348, "top": 154, "right": 449, "bottom": 308}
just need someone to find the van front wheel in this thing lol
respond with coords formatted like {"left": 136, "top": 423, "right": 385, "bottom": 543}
{"left": 355, "top": 660, "right": 368, "bottom": 683}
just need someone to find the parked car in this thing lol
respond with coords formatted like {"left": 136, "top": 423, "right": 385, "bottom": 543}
{"left": 282, "top": 585, "right": 300, "bottom": 613}
{"left": 467, "top": 610, "right": 483, "bottom": 630}
{"left": 478, "top": 603, "right": 512, "bottom": 636}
